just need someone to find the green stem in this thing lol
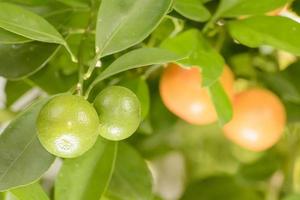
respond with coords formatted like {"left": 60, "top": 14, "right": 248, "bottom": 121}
{"left": 215, "top": 27, "right": 226, "bottom": 52}
{"left": 202, "top": 14, "right": 220, "bottom": 34}
{"left": 76, "top": 1, "right": 98, "bottom": 95}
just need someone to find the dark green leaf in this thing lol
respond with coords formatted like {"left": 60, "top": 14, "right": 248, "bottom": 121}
{"left": 102, "top": 143, "right": 153, "bottom": 200}
{"left": 0, "top": 98, "right": 55, "bottom": 191}
{"left": 259, "top": 62, "right": 300, "bottom": 104}
{"left": 161, "top": 29, "right": 224, "bottom": 86}
{"left": 258, "top": 62, "right": 300, "bottom": 122}
{"left": 96, "top": 0, "right": 172, "bottom": 57}
{"left": 0, "top": 42, "right": 58, "bottom": 79}
{"left": 216, "top": 0, "right": 289, "bottom": 18}
{"left": 237, "top": 153, "right": 281, "bottom": 182}
{"left": 181, "top": 175, "right": 262, "bottom": 200}
{"left": 9, "top": 182, "right": 49, "bottom": 200}
{"left": 0, "top": 2, "right": 75, "bottom": 60}
{"left": 228, "top": 16, "right": 300, "bottom": 56}
{"left": 0, "top": 3, "right": 65, "bottom": 44}
{"left": 0, "top": 28, "right": 31, "bottom": 44}
{"left": 284, "top": 101, "right": 300, "bottom": 123}
{"left": 208, "top": 81, "right": 233, "bottom": 125}
{"left": 87, "top": 48, "right": 182, "bottom": 95}
{"left": 55, "top": 139, "right": 118, "bottom": 200}
{"left": 174, "top": 0, "right": 210, "bottom": 22}
{"left": 5, "top": 80, "right": 32, "bottom": 107}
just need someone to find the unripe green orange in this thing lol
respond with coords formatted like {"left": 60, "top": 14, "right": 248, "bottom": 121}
{"left": 37, "top": 95, "right": 99, "bottom": 158}
{"left": 94, "top": 86, "right": 141, "bottom": 141}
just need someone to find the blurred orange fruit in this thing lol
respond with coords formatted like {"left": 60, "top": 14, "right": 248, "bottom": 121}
{"left": 223, "top": 88, "right": 286, "bottom": 152}
{"left": 159, "top": 63, "right": 234, "bottom": 125}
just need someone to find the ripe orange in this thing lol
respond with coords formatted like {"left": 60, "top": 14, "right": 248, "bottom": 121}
{"left": 159, "top": 64, "right": 234, "bottom": 125}
{"left": 223, "top": 88, "right": 286, "bottom": 152}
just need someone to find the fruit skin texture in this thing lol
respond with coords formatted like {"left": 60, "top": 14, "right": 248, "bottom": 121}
{"left": 159, "top": 64, "right": 234, "bottom": 125}
{"left": 37, "top": 95, "right": 99, "bottom": 158}
{"left": 223, "top": 88, "right": 286, "bottom": 152}
{"left": 93, "top": 86, "right": 141, "bottom": 141}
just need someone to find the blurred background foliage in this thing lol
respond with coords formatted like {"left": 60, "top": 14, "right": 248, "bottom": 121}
{"left": 0, "top": 0, "right": 300, "bottom": 200}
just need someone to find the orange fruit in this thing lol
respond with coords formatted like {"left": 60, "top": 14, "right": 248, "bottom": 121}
{"left": 223, "top": 88, "right": 286, "bottom": 152}
{"left": 159, "top": 64, "right": 234, "bottom": 125}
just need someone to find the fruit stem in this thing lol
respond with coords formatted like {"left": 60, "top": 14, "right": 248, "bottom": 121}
{"left": 76, "top": 0, "right": 98, "bottom": 96}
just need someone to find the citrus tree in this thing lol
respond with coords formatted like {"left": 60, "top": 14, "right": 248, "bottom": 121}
{"left": 0, "top": 0, "right": 300, "bottom": 199}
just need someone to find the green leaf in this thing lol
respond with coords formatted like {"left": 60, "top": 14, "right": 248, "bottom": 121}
{"left": 0, "top": 42, "right": 59, "bottom": 79}
{"left": 87, "top": 48, "right": 182, "bottom": 96}
{"left": 0, "top": 192, "right": 4, "bottom": 200}
{"left": 96, "top": 0, "right": 172, "bottom": 57}
{"left": 0, "top": 2, "right": 75, "bottom": 61}
{"left": 55, "top": 141, "right": 152, "bottom": 200}
{"left": 101, "top": 143, "right": 153, "bottom": 200}
{"left": 0, "top": 110, "right": 15, "bottom": 123}
{"left": 228, "top": 16, "right": 300, "bottom": 56}
{"left": 181, "top": 175, "right": 262, "bottom": 200}
{"left": 55, "top": 139, "right": 118, "bottom": 200}
{"left": 9, "top": 182, "right": 49, "bottom": 200}
{"left": 282, "top": 194, "right": 300, "bottom": 200}
{"left": 174, "top": 0, "right": 211, "bottom": 22}
{"left": 215, "top": 0, "right": 289, "bottom": 18}
{"left": 0, "top": 28, "right": 31, "bottom": 44}
{"left": 120, "top": 78, "right": 150, "bottom": 119}
{"left": 0, "top": 98, "right": 55, "bottom": 191}
{"left": 55, "top": 0, "right": 89, "bottom": 9}
{"left": 208, "top": 81, "right": 233, "bottom": 125}
{"left": 259, "top": 62, "right": 300, "bottom": 104}
{"left": 237, "top": 153, "right": 281, "bottom": 182}
{"left": 284, "top": 101, "right": 300, "bottom": 123}
{"left": 258, "top": 62, "right": 300, "bottom": 122}
{"left": 161, "top": 29, "right": 224, "bottom": 86}
{"left": 5, "top": 80, "right": 32, "bottom": 107}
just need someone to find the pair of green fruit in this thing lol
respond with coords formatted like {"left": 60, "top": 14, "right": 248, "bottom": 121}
{"left": 37, "top": 86, "right": 141, "bottom": 158}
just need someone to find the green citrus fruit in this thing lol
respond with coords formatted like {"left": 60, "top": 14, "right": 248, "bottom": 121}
{"left": 37, "top": 95, "right": 99, "bottom": 158}
{"left": 93, "top": 86, "right": 141, "bottom": 141}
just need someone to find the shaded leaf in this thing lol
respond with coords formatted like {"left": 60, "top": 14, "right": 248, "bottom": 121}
{"left": 161, "top": 29, "right": 224, "bottom": 86}
{"left": 0, "top": 3, "right": 65, "bottom": 44}
{"left": 237, "top": 153, "right": 281, "bottom": 182}
{"left": 0, "top": 28, "right": 31, "bottom": 44}
{"left": 174, "top": 0, "right": 210, "bottom": 22}
{"left": 0, "top": 42, "right": 59, "bottom": 79}
{"left": 181, "top": 175, "right": 262, "bottom": 200}
{"left": 5, "top": 80, "right": 32, "bottom": 107}
{"left": 0, "top": 98, "right": 55, "bottom": 191}
{"left": 96, "top": 0, "right": 172, "bottom": 57}
{"left": 0, "top": 2, "right": 75, "bottom": 60}
{"left": 228, "top": 16, "right": 300, "bottom": 56}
